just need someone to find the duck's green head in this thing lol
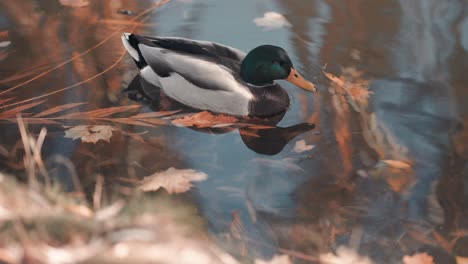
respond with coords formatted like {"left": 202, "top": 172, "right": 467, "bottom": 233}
{"left": 240, "top": 45, "right": 316, "bottom": 92}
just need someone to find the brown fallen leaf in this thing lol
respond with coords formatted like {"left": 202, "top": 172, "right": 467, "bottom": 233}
{"left": 0, "top": 31, "right": 8, "bottom": 39}
{"left": 456, "top": 256, "right": 468, "bottom": 264}
{"left": 229, "top": 210, "right": 247, "bottom": 256}
{"left": 59, "top": 0, "right": 89, "bottom": 7}
{"left": 379, "top": 160, "right": 411, "bottom": 169}
{"left": 64, "top": 125, "right": 115, "bottom": 143}
{"left": 0, "top": 31, "right": 10, "bottom": 50}
{"left": 171, "top": 111, "right": 238, "bottom": 128}
{"left": 139, "top": 167, "right": 208, "bottom": 194}
{"left": 323, "top": 68, "right": 373, "bottom": 108}
{"left": 403, "top": 253, "right": 434, "bottom": 264}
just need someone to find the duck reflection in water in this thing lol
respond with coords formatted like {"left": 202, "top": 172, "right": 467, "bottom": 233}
{"left": 124, "top": 75, "right": 315, "bottom": 155}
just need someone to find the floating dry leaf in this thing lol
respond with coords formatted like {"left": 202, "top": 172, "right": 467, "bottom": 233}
{"left": 323, "top": 68, "right": 373, "bottom": 109}
{"left": 172, "top": 111, "right": 238, "bottom": 128}
{"left": 0, "top": 31, "right": 10, "bottom": 49}
{"left": 139, "top": 167, "right": 208, "bottom": 194}
{"left": 59, "top": 0, "right": 89, "bottom": 7}
{"left": 0, "top": 41, "right": 11, "bottom": 48}
{"left": 379, "top": 160, "right": 411, "bottom": 169}
{"left": 319, "top": 246, "right": 374, "bottom": 264}
{"left": 64, "top": 125, "right": 116, "bottom": 143}
{"left": 293, "top": 139, "right": 315, "bottom": 153}
{"left": 229, "top": 211, "right": 247, "bottom": 256}
{"left": 256, "top": 255, "right": 292, "bottom": 264}
{"left": 0, "top": 31, "right": 7, "bottom": 39}
{"left": 254, "top": 12, "right": 292, "bottom": 30}
{"left": 403, "top": 253, "right": 434, "bottom": 264}
{"left": 456, "top": 256, "right": 468, "bottom": 264}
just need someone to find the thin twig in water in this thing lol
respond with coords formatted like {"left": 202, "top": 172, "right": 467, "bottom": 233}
{"left": 0, "top": 0, "right": 172, "bottom": 98}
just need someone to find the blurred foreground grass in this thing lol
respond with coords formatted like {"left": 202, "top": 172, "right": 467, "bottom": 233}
{"left": 0, "top": 118, "right": 241, "bottom": 264}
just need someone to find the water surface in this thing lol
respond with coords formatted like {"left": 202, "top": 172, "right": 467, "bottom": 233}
{"left": 0, "top": 0, "right": 467, "bottom": 262}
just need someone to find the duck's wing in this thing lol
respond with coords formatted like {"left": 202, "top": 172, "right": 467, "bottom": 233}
{"left": 121, "top": 33, "right": 254, "bottom": 115}
{"left": 123, "top": 34, "right": 249, "bottom": 92}
{"left": 145, "top": 36, "right": 246, "bottom": 62}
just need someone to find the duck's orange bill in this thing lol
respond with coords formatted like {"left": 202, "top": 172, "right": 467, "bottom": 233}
{"left": 286, "top": 68, "right": 317, "bottom": 93}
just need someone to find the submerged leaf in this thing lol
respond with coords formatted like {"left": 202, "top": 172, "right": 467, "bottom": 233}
{"left": 64, "top": 125, "right": 115, "bottom": 143}
{"left": 172, "top": 111, "right": 238, "bottom": 128}
{"left": 139, "top": 167, "right": 208, "bottom": 194}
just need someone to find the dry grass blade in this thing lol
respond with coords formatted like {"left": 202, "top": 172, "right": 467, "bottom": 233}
{"left": 130, "top": 110, "right": 181, "bottom": 119}
{"left": 136, "top": 118, "right": 166, "bottom": 125}
{"left": 236, "top": 124, "right": 275, "bottom": 129}
{"left": 84, "top": 105, "right": 142, "bottom": 117}
{"left": 0, "top": 98, "right": 15, "bottom": 105}
{"left": 97, "top": 19, "right": 157, "bottom": 27}
{"left": 107, "top": 118, "right": 158, "bottom": 127}
{"left": 17, "top": 115, "right": 39, "bottom": 189}
{"left": 0, "top": 0, "right": 172, "bottom": 102}
{"left": 0, "top": 63, "right": 53, "bottom": 85}
{"left": 56, "top": 105, "right": 141, "bottom": 118}
{"left": 7, "top": 118, "right": 61, "bottom": 125}
{"left": 33, "top": 102, "right": 87, "bottom": 117}
{"left": 0, "top": 100, "right": 46, "bottom": 118}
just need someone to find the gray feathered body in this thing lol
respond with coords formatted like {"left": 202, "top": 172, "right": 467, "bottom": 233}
{"left": 121, "top": 33, "right": 290, "bottom": 116}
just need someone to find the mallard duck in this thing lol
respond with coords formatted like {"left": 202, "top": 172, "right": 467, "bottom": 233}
{"left": 121, "top": 33, "right": 316, "bottom": 117}
{"left": 124, "top": 74, "right": 316, "bottom": 155}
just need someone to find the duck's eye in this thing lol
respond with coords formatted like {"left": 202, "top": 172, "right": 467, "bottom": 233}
{"left": 272, "top": 60, "right": 286, "bottom": 66}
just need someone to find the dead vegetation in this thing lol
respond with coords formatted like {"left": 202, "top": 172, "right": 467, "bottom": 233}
{"left": 0, "top": 118, "right": 241, "bottom": 264}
